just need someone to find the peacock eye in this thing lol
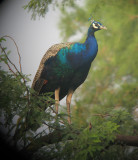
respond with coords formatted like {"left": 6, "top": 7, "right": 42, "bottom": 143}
{"left": 95, "top": 23, "right": 99, "bottom": 26}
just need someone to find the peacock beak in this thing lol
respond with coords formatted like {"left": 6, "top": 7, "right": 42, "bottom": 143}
{"left": 100, "top": 25, "right": 107, "bottom": 30}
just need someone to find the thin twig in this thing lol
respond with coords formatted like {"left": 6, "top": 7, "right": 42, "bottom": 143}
{"left": 92, "top": 113, "right": 111, "bottom": 118}
{"left": 49, "top": 105, "right": 57, "bottom": 114}
{"left": 2, "top": 35, "right": 22, "bottom": 72}
{"left": 0, "top": 43, "right": 20, "bottom": 74}
{"left": 43, "top": 121, "right": 61, "bottom": 131}
{"left": 59, "top": 120, "right": 65, "bottom": 125}
{"left": 0, "top": 44, "right": 17, "bottom": 76}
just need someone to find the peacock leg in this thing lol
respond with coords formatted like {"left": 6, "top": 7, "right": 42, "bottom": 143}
{"left": 55, "top": 87, "right": 60, "bottom": 114}
{"left": 66, "top": 90, "right": 74, "bottom": 124}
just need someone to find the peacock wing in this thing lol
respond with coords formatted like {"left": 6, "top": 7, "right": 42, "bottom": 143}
{"left": 32, "top": 42, "right": 74, "bottom": 93}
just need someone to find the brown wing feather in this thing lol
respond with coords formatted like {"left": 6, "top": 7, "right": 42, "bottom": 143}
{"left": 32, "top": 42, "right": 74, "bottom": 92}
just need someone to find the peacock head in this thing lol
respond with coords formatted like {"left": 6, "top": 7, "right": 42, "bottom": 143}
{"left": 88, "top": 16, "right": 107, "bottom": 33}
{"left": 91, "top": 20, "right": 107, "bottom": 31}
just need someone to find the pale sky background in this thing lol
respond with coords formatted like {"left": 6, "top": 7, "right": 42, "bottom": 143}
{"left": 0, "top": 0, "right": 83, "bottom": 106}
{"left": 0, "top": 0, "right": 61, "bottom": 81}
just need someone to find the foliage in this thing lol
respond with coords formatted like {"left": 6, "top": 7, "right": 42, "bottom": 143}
{"left": 24, "top": 0, "right": 75, "bottom": 19}
{"left": 32, "top": 119, "right": 120, "bottom": 160}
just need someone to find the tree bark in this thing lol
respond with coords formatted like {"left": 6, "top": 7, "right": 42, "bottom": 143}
{"left": 115, "top": 134, "right": 138, "bottom": 147}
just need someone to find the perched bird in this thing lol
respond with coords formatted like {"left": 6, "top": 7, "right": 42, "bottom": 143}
{"left": 32, "top": 18, "right": 107, "bottom": 124}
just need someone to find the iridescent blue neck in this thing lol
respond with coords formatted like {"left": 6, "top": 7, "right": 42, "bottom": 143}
{"left": 83, "top": 26, "right": 98, "bottom": 62}
{"left": 87, "top": 25, "right": 95, "bottom": 37}
{"left": 85, "top": 26, "right": 96, "bottom": 46}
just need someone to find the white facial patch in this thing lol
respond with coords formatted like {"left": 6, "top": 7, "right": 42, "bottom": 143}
{"left": 93, "top": 23, "right": 99, "bottom": 29}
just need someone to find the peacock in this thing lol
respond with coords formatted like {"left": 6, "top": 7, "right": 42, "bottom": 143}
{"left": 32, "top": 18, "right": 107, "bottom": 124}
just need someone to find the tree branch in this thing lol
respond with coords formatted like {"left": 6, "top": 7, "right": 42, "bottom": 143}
{"left": 115, "top": 134, "right": 138, "bottom": 147}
